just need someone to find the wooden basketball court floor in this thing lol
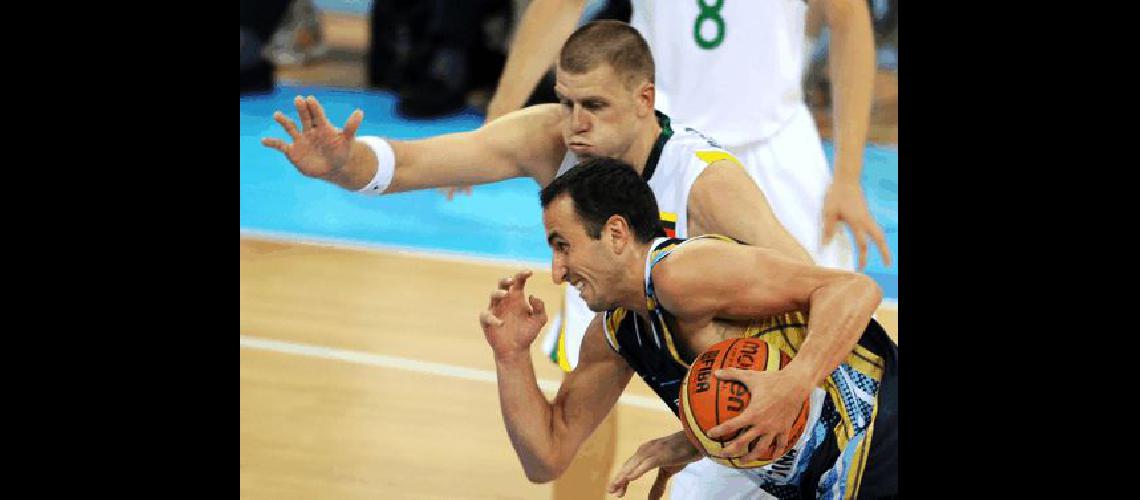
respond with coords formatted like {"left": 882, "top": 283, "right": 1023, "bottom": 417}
{"left": 240, "top": 235, "right": 898, "bottom": 499}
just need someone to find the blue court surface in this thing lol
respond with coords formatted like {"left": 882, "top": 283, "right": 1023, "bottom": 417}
{"left": 241, "top": 86, "right": 898, "bottom": 300}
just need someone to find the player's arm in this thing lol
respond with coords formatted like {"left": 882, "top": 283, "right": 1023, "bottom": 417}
{"left": 481, "top": 272, "right": 633, "bottom": 483}
{"left": 656, "top": 239, "right": 881, "bottom": 393}
{"left": 262, "top": 96, "right": 566, "bottom": 192}
{"left": 652, "top": 240, "right": 881, "bottom": 460}
{"left": 607, "top": 430, "right": 700, "bottom": 498}
{"left": 486, "top": 0, "right": 588, "bottom": 122}
{"left": 686, "top": 159, "right": 814, "bottom": 264}
{"left": 504, "top": 317, "right": 633, "bottom": 483}
{"left": 445, "top": 0, "right": 584, "bottom": 198}
{"left": 811, "top": 0, "right": 892, "bottom": 268}
{"left": 385, "top": 104, "right": 567, "bottom": 192}
{"left": 813, "top": 0, "right": 874, "bottom": 189}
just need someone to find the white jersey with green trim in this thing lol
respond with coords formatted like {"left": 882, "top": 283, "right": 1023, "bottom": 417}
{"left": 555, "top": 112, "right": 749, "bottom": 240}
{"left": 630, "top": 0, "right": 808, "bottom": 149}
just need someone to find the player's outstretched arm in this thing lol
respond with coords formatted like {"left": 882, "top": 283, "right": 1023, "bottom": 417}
{"left": 263, "top": 96, "right": 565, "bottom": 193}
{"left": 481, "top": 274, "right": 632, "bottom": 483}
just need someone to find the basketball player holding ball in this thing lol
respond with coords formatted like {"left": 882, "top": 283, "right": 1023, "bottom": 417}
{"left": 480, "top": 159, "right": 897, "bottom": 499}
{"left": 473, "top": 2, "right": 889, "bottom": 495}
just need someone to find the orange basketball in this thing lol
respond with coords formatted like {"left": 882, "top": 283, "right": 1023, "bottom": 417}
{"left": 679, "top": 337, "right": 811, "bottom": 468}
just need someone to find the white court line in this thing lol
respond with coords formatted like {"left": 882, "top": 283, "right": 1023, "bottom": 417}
{"left": 240, "top": 334, "right": 671, "bottom": 413}
{"left": 240, "top": 230, "right": 902, "bottom": 307}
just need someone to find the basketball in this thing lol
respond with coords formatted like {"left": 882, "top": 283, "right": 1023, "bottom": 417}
{"left": 679, "top": 337, "right": 811, "bottom": 468}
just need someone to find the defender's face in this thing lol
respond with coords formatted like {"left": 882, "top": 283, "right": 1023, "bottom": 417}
{"left": 554, "top": 64, "right": 649, "bottom": 160}
{"left": 542, "top": 195, "right": 623, "bottom": 312}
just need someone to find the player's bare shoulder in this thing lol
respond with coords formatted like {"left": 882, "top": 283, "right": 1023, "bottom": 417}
{"left": 487, "top": 104, "right": 567, "bottom": 185}
{"left": 519, "top": 102, "right": 563, "bottom": 126}
{"left": 650, "top": 238, "right": 737, "bottom": 313}
{"left": 493, "top": 104, "right": 563, "bottom": 144}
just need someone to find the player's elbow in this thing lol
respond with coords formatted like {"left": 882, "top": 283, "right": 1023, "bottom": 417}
{"left": 524, "top": 469, "right": 556, "bottom": 484}
{"left": 522, "top": 460, "right": 565, "bottom": 484}
{"left": 520, "top": 448, "right": 571, "bottom": 484}
{"left": 854, "top": 273, "right": 882, "bottom": 306}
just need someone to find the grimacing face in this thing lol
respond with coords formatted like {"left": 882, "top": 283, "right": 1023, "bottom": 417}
{"left": 542, "top": 195, "right": 623, "bottom": 312}
{"left": 554, "top": 63, "right": 653, "bottom": 161}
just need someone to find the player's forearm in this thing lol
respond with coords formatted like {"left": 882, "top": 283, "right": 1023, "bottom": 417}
{"left": 326, "top": 137, "right": 461, "bottom": 193}
{"left": 384, "top": 136, "right": 482, "bottom": 193}
{"left": 826, "top": 0, "right": 875, "bottom": 186}
{"left": 486, "top": 0, "right": 586, "bottom": 121}
{"left": 494, "top": 351, "right": 563, "bottom": 483}
{"left": 342, "top": 132, "right": 519, "bottom": 194}
{"left": 788, "top": 273, "right": 881, "bottom": 387}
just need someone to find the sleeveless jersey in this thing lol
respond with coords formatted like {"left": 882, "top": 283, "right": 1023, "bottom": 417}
{"left": 630, "top": 0, "right": 809, "bottom": 149}
{"left": 556, "top": 111, "right": 749, "bottom": 239}
{"left": 602, "top": 235, "right": 898, "bottom": 498}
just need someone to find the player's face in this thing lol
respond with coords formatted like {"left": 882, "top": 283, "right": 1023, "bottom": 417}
{"left": 543, "top": 195, "right": 623, "bottom": 312}
{"left": 554, "top": 64, "right": 652, "bottom": 160}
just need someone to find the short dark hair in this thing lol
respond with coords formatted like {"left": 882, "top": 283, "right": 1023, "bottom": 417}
{"left": 540, "top": 157, "right": 664, "bottom": 243}
{"left": 559, "top": 20, "right": 655, "bottom": 89}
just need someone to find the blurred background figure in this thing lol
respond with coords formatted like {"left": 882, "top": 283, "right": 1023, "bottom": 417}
{"left": 365, "top": 0, "right": 630, "bottom": 118}
{"left": 368, "top": 0, "right": 514, "bottom": 118}
{"left": 245, "top": 0, "right": 897, "bottom": 132}
{"left": 263, "top": 0, "right": 329, "bottom": 66}
{"left": 244, "top": 0, "right": 636, "bottom": 115}
{"left": 240, "top": 0, "right": 293, "bottom": 94}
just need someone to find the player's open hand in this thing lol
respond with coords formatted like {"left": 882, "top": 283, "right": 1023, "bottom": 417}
{"left": 821, "top": 182, "right": 891, "bottom": 270}
{"left": 706, "top": 368, "right": 813, "bottom": 464}
{"left": 607, "top": 431, "right": 700, "bottom": 498}
{"left": 262, "top": 95, "right": 364, "bottom": 182}
{"left": 480, "top": 270, "right": 548, "bottom": 360}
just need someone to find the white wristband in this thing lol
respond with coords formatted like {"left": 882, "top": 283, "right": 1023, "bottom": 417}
{"left": 355, "top": 136, "right": 396, "bottom": 195}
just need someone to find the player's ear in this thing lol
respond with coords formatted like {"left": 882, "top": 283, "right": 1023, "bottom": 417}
{"left": 604, "top": 214, "right": 631, "bottom": 253}
{"left": 637, "top": 80, "right": 655, "bottom": 117}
